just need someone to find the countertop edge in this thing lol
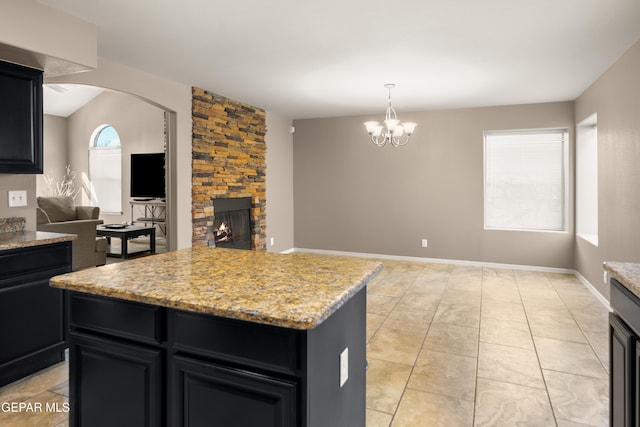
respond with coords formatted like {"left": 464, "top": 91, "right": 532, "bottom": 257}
{"left": 604, "top": 261, "right": 640, "bottom": 301}
{"left": 50, "top": 251, "right": 383, "bottom": 330}
{"left": 0, "top": 230, "right": 76, "bottom": 251}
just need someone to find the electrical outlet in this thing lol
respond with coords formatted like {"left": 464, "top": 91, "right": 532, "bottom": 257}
{"left": 339, "top": 347, "right": 349, "bottom": 387}
{"left": 421, "top": 238, "right": 428, "bottom": 248}
{"left": 8, "top": 190, "right": 27, "bottom": 207}
{"left": 270, "top": 237, "right": 275, "bottom": 246}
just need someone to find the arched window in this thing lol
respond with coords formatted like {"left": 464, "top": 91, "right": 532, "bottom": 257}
{"left": 89, "top": 125, "right": 122, "bottom": 214}
{"left": 94, "top": 125, "right": 121, "bottom": 147}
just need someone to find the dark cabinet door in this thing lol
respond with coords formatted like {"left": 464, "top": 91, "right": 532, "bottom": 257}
{"left": 0, "top": 60, "right": 43, "bottom": 174}
{"left": 0, "top": 242, "right": 70, "bottom": 387}
{"left": 0, "top": 277, "right": 64, "bottom": 364}
{"left": 610, "top": 312, "right": 636, "bottom": 427}
{"left": 171, "top": 355, "right": 297, "bottom": 427}
{"left": 69, "top": 332, "right": 163, "bottom": 427}
{"left": 636, "top": 341, "right": 640, "bottom": 427}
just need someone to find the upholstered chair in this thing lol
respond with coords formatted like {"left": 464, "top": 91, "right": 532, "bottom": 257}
{"left": 36, "top": 196, "right": 107, "bottom": 270}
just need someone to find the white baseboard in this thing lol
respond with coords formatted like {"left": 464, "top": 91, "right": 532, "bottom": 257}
{"left": 291, "top": 247, "right": 574, "bottom": 274}
{"left": 575, "top": 270, "right": 611, "bottom": 311}
{"left": 290, "top": 247, "right": 610, "bottom": 309}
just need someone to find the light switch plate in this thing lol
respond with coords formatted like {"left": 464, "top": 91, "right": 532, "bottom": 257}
{"left": 8, "top": 190, "right": 27, "bottom": 207}
{"left": 339, "top": 347, "right": 349, "bottom": 387}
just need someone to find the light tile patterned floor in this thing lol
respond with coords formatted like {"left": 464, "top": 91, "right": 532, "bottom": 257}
{"left": 0, "top": 361, "right": 69, "bottom": 426}
{"left": 366, "top": 261, "right": 609, "bottom": 427}
{"left": 0, "top": 259, "right": 610, "bottom": 426}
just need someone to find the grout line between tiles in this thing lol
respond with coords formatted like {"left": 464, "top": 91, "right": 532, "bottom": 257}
{"left": 517, "top": 272, "right": 561, "bottom": 427}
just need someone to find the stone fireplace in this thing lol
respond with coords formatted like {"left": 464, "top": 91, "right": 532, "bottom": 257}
{"left": 209, "top": 197, "right": 251, "bottom": 250}
{"left": 191, "top": 87, "right": 266, "bottom": 250}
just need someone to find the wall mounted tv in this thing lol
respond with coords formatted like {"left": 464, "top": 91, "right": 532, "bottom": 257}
{"left": 130, "top": 153, "right": 165, "bottom": 199}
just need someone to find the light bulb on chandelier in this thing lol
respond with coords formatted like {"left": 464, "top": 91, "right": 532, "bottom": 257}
{"left": 364, "top": 84, "right": 417, "bottom": 147}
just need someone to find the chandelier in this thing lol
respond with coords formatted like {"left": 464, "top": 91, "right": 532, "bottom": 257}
{"left": 364, "top": 84, "right": 417, "bottom": 147}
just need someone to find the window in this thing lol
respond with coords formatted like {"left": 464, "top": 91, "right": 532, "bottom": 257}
{"left": 484, "top": 129, "right": 568, "bottom": 231}
{"left": 576, "top": 114, "right": 598, "bottom": 245}
{"left": 89, "top": 125, "right": 122, "bottom": 214}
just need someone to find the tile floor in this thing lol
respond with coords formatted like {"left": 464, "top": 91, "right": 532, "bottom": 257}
{"left": 366, "top": 261, "right": 609, "bottom": 427}
{"left": 0, "top": 260, "right": 610, "bottom": 426}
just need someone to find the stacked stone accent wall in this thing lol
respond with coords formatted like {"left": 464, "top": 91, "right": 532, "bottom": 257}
{"left": 192, "top": 87, "right": 267, "bottom": 250}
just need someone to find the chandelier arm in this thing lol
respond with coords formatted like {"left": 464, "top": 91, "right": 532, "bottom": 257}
{"left": 370, "top": 134, "right": 387, "bottom": 147}
{"left": 392, "top": 134, "right": 411, "bottom": 147}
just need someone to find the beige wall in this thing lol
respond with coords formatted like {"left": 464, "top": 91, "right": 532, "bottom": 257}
{"left": 265, "top": 111, "right": 294, "bottom": 252}
{"left": 293, "top": 102, "right": 575, "bottom": 269}
{"left": 65, "top": 90, "right": 165, "bottom": 223}
{"left": 46, "top": 59, "right": 295, "bottom": 251}
{"left": 574, "top": 40, "right": 640, "bottom": 298}
{"left": 0, "top": 0, "right": 96, "bottom": 74}
{"left": 46, "top": 58, "right": 192, "bottom": 250}
{"left": 37, "top": 115, "right": 68, "bottom": 197}
{"left": 0, "top": 174, "right": 36, "bottom": 226}
{"left": 0, "top": 0, "right": 97, "bottom": 230}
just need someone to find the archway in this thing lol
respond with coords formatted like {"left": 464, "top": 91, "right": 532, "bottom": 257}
{"left": 41, "top": 82, "right": 177, "bottom": 251}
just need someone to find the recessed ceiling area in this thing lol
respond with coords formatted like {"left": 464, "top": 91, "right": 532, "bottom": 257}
{"left": 38, "top": 0, "right": 640, "bottom": 119}
{"left": 43, "top": 84, "right": 103, "bottom": 117}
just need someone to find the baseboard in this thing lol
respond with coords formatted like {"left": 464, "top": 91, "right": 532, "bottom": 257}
{"left": 291, "top": 247, "right": 574, "bottom": 274}
{"left": 575, "top": 270, "right": 611, "bottom": 311}
{"left": 291, "top": 247, "right": 611, "bottom": 308}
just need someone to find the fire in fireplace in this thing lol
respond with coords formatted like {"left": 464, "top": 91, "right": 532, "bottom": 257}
{"left": 210, "top": 197, "right": 252, "bottom": 250}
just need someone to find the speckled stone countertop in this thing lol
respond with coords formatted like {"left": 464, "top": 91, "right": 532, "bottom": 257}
{"left": 604, "top": 262, "right": 640, "bottom": 300}
{"left": 0, "top": 230, "right": 76, "bottom": 251}
{"left": 51, "top": 247, "right": 383, "bottom": 330}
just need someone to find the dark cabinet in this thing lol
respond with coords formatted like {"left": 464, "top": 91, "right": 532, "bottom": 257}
{"left": 0, "top": 242, "right": 71, "bottom": 387}
{"left": 636, "top": 341, "right": 640, "bottom": 427}
{"left": 171, "top": 355, "right": 297, "bottom": 427}
{"left": 0, "top": 60, "right": 43, "bottom": 174}
{"left": 609, "top": 312, "right": 636, "bottom": 427}
{"left": 68, "top": 331, "right": 163, "bottom": 427}
{"left": 609, "top": 277, "right": 640, "bottom": 427}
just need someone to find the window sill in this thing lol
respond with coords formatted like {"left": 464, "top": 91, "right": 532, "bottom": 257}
{"left": 577, "top": 233, "right": 598, "bottom": 247}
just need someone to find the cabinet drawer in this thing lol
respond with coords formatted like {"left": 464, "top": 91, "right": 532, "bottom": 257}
{"left": 70, "top": 293, "right": 164, "bottom": 344}
{"left": 170, "top": 310, "right": 299, "bottom": 375}
{"left": 0, "top": 243, "right": 71, "bottom": 282}
{"left": 611, "top": 278, "right": 640, "bottom": 336}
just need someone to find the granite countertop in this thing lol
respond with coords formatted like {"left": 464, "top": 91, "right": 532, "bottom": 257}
{"left": 604, "top": 261, "right": 640, "bottom": 300}
{"left": 51, "top": 247, "right": 383, "bottom": 330}
{"left": 0, "top": 230, "right": 76, "bottom": 251}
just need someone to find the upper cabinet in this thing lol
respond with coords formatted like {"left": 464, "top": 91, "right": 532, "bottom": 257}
{"left": 0, "top": 60, "right": 43, "bottom": 174}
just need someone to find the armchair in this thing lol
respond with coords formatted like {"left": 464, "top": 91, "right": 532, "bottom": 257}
{"left": 36, "top": 196, "right": 107, "bottom": 270}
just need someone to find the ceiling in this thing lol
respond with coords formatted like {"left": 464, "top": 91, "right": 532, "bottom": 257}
{"left": 43, "top": 84, "right": 104, "bottom": 117}
{"left": 38, "top": 0, "right": 640, "bottom": 120}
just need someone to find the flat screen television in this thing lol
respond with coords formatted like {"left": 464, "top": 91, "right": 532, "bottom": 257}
{"left": 130, "top": 153, "right": 165, "bottom": 199}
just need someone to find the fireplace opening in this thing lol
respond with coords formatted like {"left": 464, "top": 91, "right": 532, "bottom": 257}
{"left": 210, "top": 197, "right": 252, "bottom": 250}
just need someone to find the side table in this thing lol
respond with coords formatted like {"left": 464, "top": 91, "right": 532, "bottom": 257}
{"left": 96, "top": 225, "right": 156, "bottom": 259}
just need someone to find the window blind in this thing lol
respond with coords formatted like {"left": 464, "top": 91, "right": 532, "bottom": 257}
{"left": 484, "top": 129, "right": 567, "bottom": 231}
{"left": 89, "top": 148, "right": 122, "bottom": 214}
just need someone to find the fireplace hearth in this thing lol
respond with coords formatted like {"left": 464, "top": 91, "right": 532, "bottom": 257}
{"left": 209, "top": 197, "right": 252, "bottom": 250}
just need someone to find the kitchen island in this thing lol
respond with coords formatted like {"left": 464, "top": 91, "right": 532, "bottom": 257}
{"left": 51, "top": 246, "right": 382, "bottom": 427}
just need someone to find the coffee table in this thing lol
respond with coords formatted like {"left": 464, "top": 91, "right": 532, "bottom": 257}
{"left": 96, "top": 225, "right": 156, "bottom": 259}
